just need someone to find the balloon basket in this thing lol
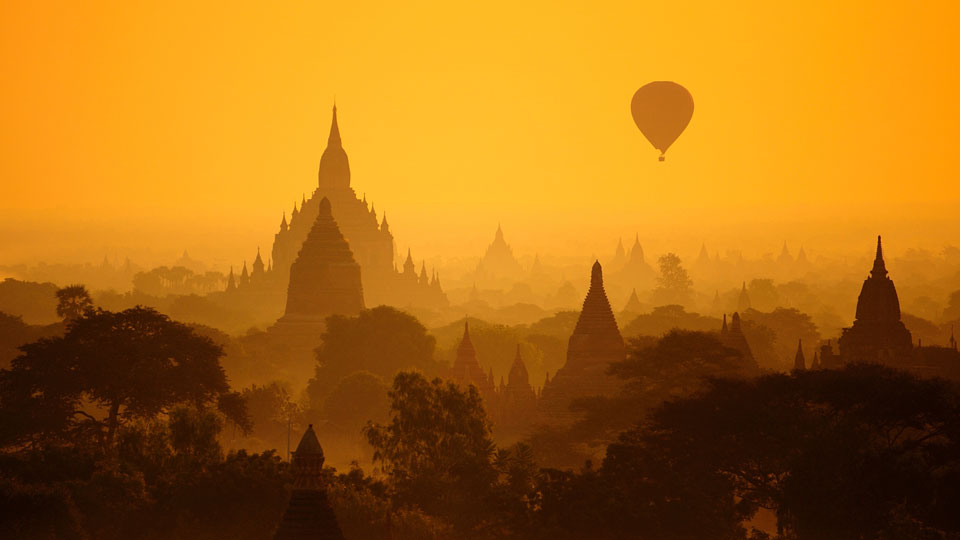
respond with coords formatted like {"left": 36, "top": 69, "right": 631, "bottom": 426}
{"left": 658, "top": 155, "right": 665, "bottom": 162}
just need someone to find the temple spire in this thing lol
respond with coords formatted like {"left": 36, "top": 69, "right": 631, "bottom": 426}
{"left": 793, "top": 339, "right": 806, "bottom": 371}
{"left": 871, "top": 235, "right": 887, "bottom": 277}
{"left": 328, "top": 103, "right": 342, "bottom": 147}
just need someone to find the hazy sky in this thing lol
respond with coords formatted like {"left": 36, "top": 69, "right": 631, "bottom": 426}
{"left": 2, "top": 1, "right": 957, "bottom": 268}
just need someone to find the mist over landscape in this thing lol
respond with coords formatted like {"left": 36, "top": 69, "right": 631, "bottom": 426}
{"left": 2, "top": 1, "right": 960, "bottom": 539}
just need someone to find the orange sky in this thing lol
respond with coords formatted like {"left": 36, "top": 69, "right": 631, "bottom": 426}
{"left": 1, "top": 1, "right": 958, "bottom": 268}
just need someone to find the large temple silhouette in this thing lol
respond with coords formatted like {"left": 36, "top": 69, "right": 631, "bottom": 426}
{"left": 229, "top": 105, "right": 447, "bottom": 313}
{"left": 270, "top": 197, "right": 364, "bottom": 338}
{"left": 813, "top": 236, "right": 958, "bottom": 374}
{"left": 539, "top": 261, "right": 626, "bottom": 424}
{"left": 818, "top": 236, "right": 914, "bottom": 367}
{"left": 836, "top": 236, "right": 913, "bottom": 364}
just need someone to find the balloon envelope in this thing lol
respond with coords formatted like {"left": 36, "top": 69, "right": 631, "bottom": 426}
{"left": 631, "top": 81, "right": 694, "bottom": 160}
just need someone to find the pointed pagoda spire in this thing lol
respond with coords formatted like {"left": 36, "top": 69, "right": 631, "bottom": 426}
{"left": 631, "top": 234, "right": 645, "bottom": 263}
{"left": 793, "top": 339, "right": 806, "bottom": 371}
{"left": 462, "top": 320, "right": 471, "bottom": 346}
{"left": 721, "top": 313, "right": 728, "bottom": 335}
{"left": 318, "top": 103, "right": 350, "bottom": 189}
{"left": 380, "top": 212, "right": 390, "bottom": 234}
{"left": 871, "top": 235, "right": 887, "bottom": 277}
{"left": 451, "top": 320, "right": 493, "bottom": 396}
{"left": 253, "top": 247, "right": 265, "bottom": 275}
{"left": 811, "top": 350, "right": 820, "bottom": 369}
{"left": 279, "top": 211, "right": 288, "bottom": 232}
{"left": 403, "top": 248, "right": 416, "bottom": 275}
{"left": 508, "top": 344, "right": 531, "bottom": 388}
{"left": 731, "top": 312, "right": 742, "bottom": 333}
{"left": 615, "top": 237, "right": 625, "bottom": 258}
{"left": 328, "top": 103, "right": 342, "bottom": 147}
{"left": 697, "top": 242, "right": 710, "bottom": 265}
{"left": 419, "top": 261, "right": 429, "bottom": 286}
{"left": 623, "top": 288, "right": 643, "bottom": 313}
{"left": 227, "top": 266, "right": 236, "bottom": 291}
{"left": 778, "top": 241, "right": 793, "bottom": 264}
{"left": 737, "top": 281, "right": 751, "bottom": 312}
{"left": 292, "top": 201, "right": 299, "bottom": 219}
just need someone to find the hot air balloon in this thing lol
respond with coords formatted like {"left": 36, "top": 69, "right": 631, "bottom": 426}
{"left": 631, "top": 81, "right": 694, "bottom": 161}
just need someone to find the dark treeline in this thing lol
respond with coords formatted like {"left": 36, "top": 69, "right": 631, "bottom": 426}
{"left": 2, "top": 287, "right": 960, "bottom": 539}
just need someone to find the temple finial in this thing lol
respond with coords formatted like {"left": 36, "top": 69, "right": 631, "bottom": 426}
{"left": 871, "top": 235, "right": 887, "bottom": 277}
{"left": 328, "top": 103, "right": 342, "bottom": 147}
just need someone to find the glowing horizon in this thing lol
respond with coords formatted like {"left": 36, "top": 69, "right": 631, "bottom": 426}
{"left": 2, "top": 1, "right": 958, "bottom": 268}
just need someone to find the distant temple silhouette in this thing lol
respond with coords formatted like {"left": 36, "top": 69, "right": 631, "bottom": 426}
{"left": 450, "top": 321, "right": 495, "bottom": 398}
{"left": 443, "top": 262, "right": 625, "bottom": 434}
{"left": 447, "top": 322, "right": 536, "bottom": 438}
{"left": 229, "top": 105, "right": 447, "bottom": 312}
{"left": 720, "top": 311, "right": 754, "bottom": 363}
{"left": 474, "top": 224, "right": 524, "bottom": 283}
{"left": 612, "top": 234, "right": 655, "bottom": 288}
{"left": 273, "top": 425, "right": 345, "bottom": 540}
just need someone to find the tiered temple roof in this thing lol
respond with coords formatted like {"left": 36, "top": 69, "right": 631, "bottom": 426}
{"left": 539, "top": 261, "right": 625, "bottom": 424}
{"left": 276, "top": 197, "right": 364, "bottom": 328}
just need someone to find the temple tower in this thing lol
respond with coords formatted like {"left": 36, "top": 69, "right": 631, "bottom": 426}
{"left": 793, "top": 339, "right": 806, "bottom": 371}
{"left": 838, "top": 236, "right": 913, "bottom": 364}
{"left": 540, "top": 261, "right": 625, "bottom": 424}
{"left": 450, "top": 322, "right": 495, "bottom": 398}
{"left": 274, "top": 197, "right": 364, "bottom": 332}
{"left": 720, "top": 312, "right": 754, "bottom": 363}
{"left": 737, "top": 282, "right": 751, "bottom": 312}
{"left": 273, "top": 425, "right": 345, "bottom": 540}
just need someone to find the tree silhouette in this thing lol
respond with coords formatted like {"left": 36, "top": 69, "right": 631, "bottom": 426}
{"left": 364, "top": 371, "right": 497, "bottom": 533}
{"left": 652, "top": 253, "right": 693, "bottom": 306}
{"left": 568, "top": 330, "right": 757, "bottom": 445}
{"left": 306, "top": 306, "right": 439, "bottom": 403}
{"left": 0, "top": 306, "right": 248, "bottom": 449}
{"left": 603, "top": 364, "right": 960, "bottom": 539}
{"left": 54, "top": 284, "right": 93, "bottom": 321}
